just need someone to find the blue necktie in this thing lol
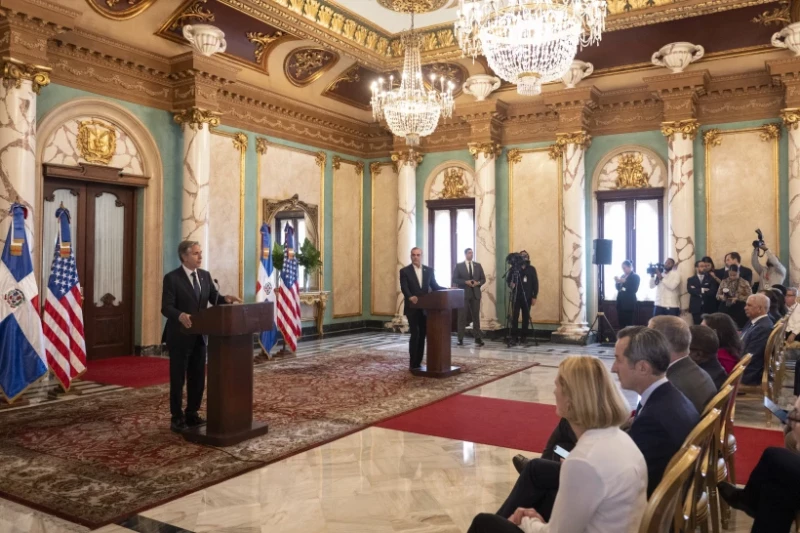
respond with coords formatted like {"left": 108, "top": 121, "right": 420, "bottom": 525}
{"left": 634, "top": 402, "right": 642, "bottom": 419}
{"left": 191, "top": 272, "right": 201, "bottom": 301}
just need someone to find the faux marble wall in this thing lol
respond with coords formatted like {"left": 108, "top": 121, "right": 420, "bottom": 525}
{"left": 371, "top": 162, "right": 399, "bottom": 316}
{"left": 332, "top": 160, "right": 362, "bottom": 317}
{"left": 706, "top": 130, "right": 779, "bottom": 270}
{"left": 596, "top": 150, "right": 665, "bottom": 191}
{"left": 509, "top": 150, "right": 561, "bottom": 323}
{"left": 207, "top": 132, "right": 243, "bottom": 297}
{"left": 259, "top": 143, "right": 321, "bottom": 207}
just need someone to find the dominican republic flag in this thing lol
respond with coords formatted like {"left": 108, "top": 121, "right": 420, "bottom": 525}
{"left": 277, "top": 225, "right": 301, "bottom": 352}
{"left": 0, "top": 203, "right": 47, "bottom": 403}
{"left": 256, "top": 223, "right": 277, "bottom": 355}
{"left": 42, "top": 205, "right": 86, "bottom": 391}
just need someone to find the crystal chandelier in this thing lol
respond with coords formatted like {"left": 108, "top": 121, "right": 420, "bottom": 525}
{"left": 371, "top": 14, "right": 455, "bottom": 147}
{"left": 455, "top": 0, "right": 606, "bottom": 96}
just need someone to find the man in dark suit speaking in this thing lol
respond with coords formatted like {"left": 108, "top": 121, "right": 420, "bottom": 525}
{"left": 161, "top": 240, "right": 241, "bottom": 433}
{"left": 400, "top": 247, "right": 445, "bottom": 371}
{"left": 452, "top": 247, "right": 485, "bottom": 347}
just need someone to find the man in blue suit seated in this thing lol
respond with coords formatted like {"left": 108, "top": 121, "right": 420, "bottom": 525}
{"left": 741, "top": 293, "right": 774, "bottom": 385}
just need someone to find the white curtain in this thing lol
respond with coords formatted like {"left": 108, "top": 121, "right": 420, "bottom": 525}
{"left": 433, "top": 210, "right": 452, "bottom": 286}
{"left": 41, "top": 190, "right": 78, "bottom": 294}
{"left": 93, "top": 193, "right": 124, "bottom": 306}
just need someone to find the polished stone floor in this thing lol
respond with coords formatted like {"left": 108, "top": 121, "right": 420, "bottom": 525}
{"left": 0, "top": 331, "right": 784, "bottom": 532}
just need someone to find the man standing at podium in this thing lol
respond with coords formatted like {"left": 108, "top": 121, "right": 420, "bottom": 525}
{"left": 400, "top": 247, "right": 445, "bottom": 371}
{"left": 162, "top": 240, "right": 241, "bottom": 433}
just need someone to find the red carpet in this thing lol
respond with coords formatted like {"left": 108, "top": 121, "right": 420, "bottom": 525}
{"left": 81, "top": 356, "right": 170, "bottom": 388}
{"left": 377, "top": 395, "right": 785, "bottom": 484}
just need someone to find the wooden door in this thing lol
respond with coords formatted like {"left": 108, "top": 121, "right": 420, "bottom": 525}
{"left": 42, "top": 178, "right": 136, "bottom": 359}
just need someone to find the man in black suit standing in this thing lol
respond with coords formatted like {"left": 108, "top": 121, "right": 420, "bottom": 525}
{"left": 161, "top": 240, "right": 241, "bottom": 433}
{"left": 614, "top": 260, "right": 640, "bottom": 328}
{"left": 688, "top": 258, "right": 719, "bottom": 325}
{"left": 507, "top": 251, "right": 539, "bottom": 345}
{"left": 717, "top": 252, "right": 753, "bottom": 285}
{"left": 452, "top": 247, "right": 485, "bottom": 347}
{"left": 400, "top": 247, "right": 445, "bottom": 370}
{"left": 741, "top": 293, "right": 774, "bottom": 385}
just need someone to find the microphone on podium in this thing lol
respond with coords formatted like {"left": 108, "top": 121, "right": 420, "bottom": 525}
{"left": 213, "top": 278, "right": 221, "bottom": 306}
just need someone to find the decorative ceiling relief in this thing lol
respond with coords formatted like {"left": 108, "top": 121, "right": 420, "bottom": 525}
{"left": 421, "top": 62, "right": 466, "bottom": 96}
{"left": 168, "top": 0, "right": 214, "bottom": 31}
{"left": 85, "top": 0, "right": 158, "bottom": 20}
{"left": 376, "top": 0, "right": 449, "bottom": 13}
{"left": 322, "top": 64, "right": 373, "bottom": 109}
{"left": 285, "top": 47, "right": 339, "bottom": 87}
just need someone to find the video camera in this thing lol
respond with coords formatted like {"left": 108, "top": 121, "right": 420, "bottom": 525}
{"left": 752, "top": 228, "right": 765, "bottom": 249}
{"left": 646, "top": 262, "right": 665, "bottom": 276}
{"left": 506, "top": 252, "right": 526, "bottom": 270}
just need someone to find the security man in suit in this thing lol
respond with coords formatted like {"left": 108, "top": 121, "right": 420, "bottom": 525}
{"left": 161, "top": 240, "right": 241, "bottom": 433}
{"left": 688, "top": 258, "right": 719, "bottom": 325}
{"left": 614, "top": 260, "right": 640, "bottom": 328}
{"left": 452, "top": 247, "right": 485, "bottom": 347}
{"left": 507, "top": 250, "right": 538, "bottom": 345}
{"left": 399, "top": 247, "right": 445, "bottom": 370}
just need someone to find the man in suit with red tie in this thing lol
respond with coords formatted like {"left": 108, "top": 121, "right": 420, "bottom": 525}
{"left": 400, "top": 247, "right": 445, "bottom": 371}
{"left": 161, "top": 240, "right": 241, "bottom": 433}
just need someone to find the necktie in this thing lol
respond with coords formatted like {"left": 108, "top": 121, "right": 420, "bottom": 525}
{"left": 634, "top": 402, "right": 642, "bottom": 419}
{"left": 468, "top": 262, "right": 473, "bottom": 279}
{"left": 191, "top": 271, "right": 201, "bottom": 301}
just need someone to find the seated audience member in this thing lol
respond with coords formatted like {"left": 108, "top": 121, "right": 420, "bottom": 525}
{"left": 701, "top": 312, "right": 744, "bottom": 374}
{"left": 785, "top": 287, "right": 799, "bottom": 343}
{"left": 469, "top": 356, "right": 647, "bottom": 533}
{"left": 719, "top": 395, "right": 800, "bottom": 533}
{"left": 751, "top": 243, "right": 786, "bottom": 292}
{"left": 649, "top": 316, "right": 717, "bottom": 413}
{"left": 762, "top": 288, "right": 787, "bottom": 321}
{"left": 717, "top": 264, "right": 752, "bottom": 328}
{"left": 741, "top": 293, "right": 775, "bottom": 386}
{"left": 688, "top": 325, "right": 726, "bottom": 390}
{"left": 717, "top": 252, "right": 754, "bottom": 285}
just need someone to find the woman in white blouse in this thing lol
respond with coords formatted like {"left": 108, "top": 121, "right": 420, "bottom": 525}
{"left": 467, "top": 355, "right": 647, "bottom": 533}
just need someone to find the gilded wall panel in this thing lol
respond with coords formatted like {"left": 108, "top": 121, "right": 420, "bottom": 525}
{"left": 509, "top": 149, "right": 561, "bottom": 324}
{"left": 596, "top": 150, "right": 665, "bottom": 191}
{"left": 208, "top": 131, "right": 245, "bottom": 297}
{"left": 706, "top": 128, "right": 779, "bottom": 269}
{"left": 429, "top": 166, "right": 475, "bottom": 199}
{"left": 371, "top": 162, "right": 399, "bottom": 316}
{"left": 332, "top": 159, "right": 363, "bottom": 317}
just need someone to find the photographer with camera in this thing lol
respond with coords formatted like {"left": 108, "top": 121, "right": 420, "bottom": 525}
{"left": 716, "top": 264, "right": 752, "bottom": 328}
{"left": 507, "top": 250, "right": 539, "bottom": 345}
{"left": 648, "top": 258, "right": 681, "bottom": 316}
{"left": 751, "top": 229, "right": 786, "bottom": 291}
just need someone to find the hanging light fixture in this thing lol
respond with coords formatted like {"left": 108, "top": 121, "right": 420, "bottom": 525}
{"left": 371, "top": 14, "right": 455, "bottom": 147}
{"left": 455, "top": 0, "right": 606, "bottom": 96}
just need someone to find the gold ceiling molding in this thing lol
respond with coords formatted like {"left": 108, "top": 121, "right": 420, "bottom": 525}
{"left": 1, "top": 60, "right": 50, "bottom": 94}
{"left": 468, "top": 142, "right": 502, "bottom": 160}
{"left": 173, "top": 107, "right": 222, "bottom": 129}
{"left": 324, "top": 63, "right": 360, "bottom": 92}
{"left": 615, "top": 153, "right": 649, "bottom": 189}
{"left": 169, "top": 0, "right": 215, "bottom": 31}
{"left": 661, "top": 118, "right": 700, "bottom": 140}
{"left": 247, "top": 30, "right": 288, "bottom": 66}
{"left": 77, "top": 119, "right": 117, "bottom": 164}
{"left": 284, "top": 47, "right": 339, "bottom": 87}
{"left": 84, "top": 0, "right": 159, "bottom": 20}
{"left": 605, "top": 0, "right": 782, "bottom": 32}
{"left": 376, "top": 0, "right": 448, "bottom": 13}
{"left": 781, "top": 107, "right": 800, "bottom": 129}
{"left": 752, "top": 0, "right": 790, "bottom": 25}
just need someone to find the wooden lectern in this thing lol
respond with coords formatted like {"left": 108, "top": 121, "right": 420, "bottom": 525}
{"left": 180, "top": 302, "right": 274, "bottom": 446}
{"left": 409, "top": 289, "right": 464, "bottom": 378}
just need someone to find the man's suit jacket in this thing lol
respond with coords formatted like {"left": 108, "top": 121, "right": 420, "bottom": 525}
{"left": 452, "top": 261, "right": 485, "bottom": 301}
{"left": 741, "top": 316, "right": 775, "bottom": 385}
{"left": 688, "top": 274, "right": 719, "bottom": 315}
{"left": 161, "top": 266, "right": 223, "bottom": 350}
{"left": 716, "top": 265, "right": 753, "bottom": 285}
{"left": 628, "top": 381, "right": 699, "bottom": 496}
{"left": 507, "top": 264, "right": 539, "bottom": 301}
{"left": 666, "top": 356, "right": 717, "bottom": 413}
{"left": 399, "top": 264, "right": 445, "bottom": 316}
{"left": 615, "top": 273, "right": 640, "bottom": 311}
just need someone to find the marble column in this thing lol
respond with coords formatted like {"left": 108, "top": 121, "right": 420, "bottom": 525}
{"left": 174, "top": 108, "right": 219, "bottom": 252}
{"left": 391, "top": 149, "right": 422, "bottom": 330}
{"left": 0, "top": 68, "right": 49, "bottom": 250}
{"left": 662, "top": 119, "right": 699, "bottom": 320}
{"left": 469, "top": 142, "right": 501, "bottom": 330}
{"left": 552, "top": 132, "right": 590, "bottom": 340}
{"left": 783, "top": 109, "right": 800, "bottom": 286}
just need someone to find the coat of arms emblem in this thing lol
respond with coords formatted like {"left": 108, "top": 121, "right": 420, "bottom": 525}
{"left": 77, "top": 119, "right": 117, "bottom": 165}
{"left": 3, "top": 288, "right": 25, "bottom": 309}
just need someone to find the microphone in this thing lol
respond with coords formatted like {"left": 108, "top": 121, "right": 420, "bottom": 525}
{"left": 213, "top": 278, "right": 221, "bottom": 306}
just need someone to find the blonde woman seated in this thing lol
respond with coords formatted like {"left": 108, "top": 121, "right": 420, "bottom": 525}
{"left": 467, "top": 356, "right": 647, "bottom": 533}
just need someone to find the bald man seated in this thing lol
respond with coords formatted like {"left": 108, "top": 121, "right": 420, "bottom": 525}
{"left": 741, "top": 293, "right": 775, "bottom": 385}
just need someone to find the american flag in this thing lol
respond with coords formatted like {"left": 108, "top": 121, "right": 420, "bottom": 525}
{"left": 277, "top": 226, "right": 301, "bottom": 352}
{"left": 42, "top": 206, "right": 86, "bottom": 391}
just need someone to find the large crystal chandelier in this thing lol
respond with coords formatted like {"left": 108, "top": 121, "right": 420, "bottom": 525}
{"left": 455, "top": 0, "right": 606, "bottom": 96}
{"left": 371, "top": 14, "right": 455, "bottom": 146}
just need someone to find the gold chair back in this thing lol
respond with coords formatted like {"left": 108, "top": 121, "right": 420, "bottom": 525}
{"left": 701, "top": 385, "right": 735, "bottom": 533}
{"left": 674, "top": 409, "right": 721, "bottom": 533}
{"left": 638, "top": 445, "right": 701, "bottom": 533}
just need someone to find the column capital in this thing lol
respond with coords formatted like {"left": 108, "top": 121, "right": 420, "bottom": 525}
{"left": 391, "top": 149, "right": 423, "bottom": 169}
{"left": 782, "top": 108, "right": 800, "bottom": 130}
{"left": 661, "top": 118, "right": 701, "bottom": 140}
{"left": 548, "top": 130, "right": 591, "bottom": 160}
{"left": 1, "top": 59, "right": 50, "bottom": 94}
{"left": 169, "top": 51, "right": 239, "bottom": 115}
{"left": 173, "top": 107, "right": 221, "bottom": 130}
{"left": 644, "top": 70, "right": 710, "bottom": 122}
{"left": 468, "top": 142, "right": 502, "bottom": 160}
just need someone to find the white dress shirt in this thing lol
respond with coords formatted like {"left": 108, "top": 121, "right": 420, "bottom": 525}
{"left": 521, "top": 426, "right": 647, "bottom": 533}
{"left": 639, "top": 377, "right": 669, "bottom": 409}
{"left": 786, "top": 303, "right": 800, "bottom": 335}
{"left": 649, "top": 269, "right": 681, "bottom": 308}
{"left": 414, "top": 264, "right": 423, "bottom": 287}
{"left": 182, "top": 264, "right": 199, "bottom": 288}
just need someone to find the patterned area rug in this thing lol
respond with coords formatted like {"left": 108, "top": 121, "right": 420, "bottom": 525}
{"left": 0, "top": 350, "right": 535, "bottom": 528}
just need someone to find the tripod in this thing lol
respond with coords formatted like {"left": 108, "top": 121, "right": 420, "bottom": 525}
{"left": 502, "top": 265, "right": 538, "bottom": 347}
{"left": 587, "top": 262, "right": 617, "bottom": 346}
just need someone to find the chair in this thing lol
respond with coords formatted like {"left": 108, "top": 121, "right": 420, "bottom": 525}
{"left": 639, "top": 445, "right": 701, "bottom": 533}
{"left": 700, "top": 385, "right": 735, "bottom": 533}
{"left": 738, "top": 323, "right": 783, "bottom": 427}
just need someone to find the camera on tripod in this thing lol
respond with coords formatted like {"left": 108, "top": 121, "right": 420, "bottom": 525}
{"left": 646, "top": 262, "right": 665, "bottom": 276}
{"left": 752, "top": 228, "right": 765, "bottom": 249}
{"left": 506, "top": 252, "right": 526, "bottom": 270}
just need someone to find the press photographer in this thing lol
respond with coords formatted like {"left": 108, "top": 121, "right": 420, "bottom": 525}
{"left": 751, "top": 229, "right": 786, "bottom": 291}
{"left": 648, "top": 257, "right": 681, "bottom": 316}
{"left": 506, "top": 250, "right": 538, "bottom": 345}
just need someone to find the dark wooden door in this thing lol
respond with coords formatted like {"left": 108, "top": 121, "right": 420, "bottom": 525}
{"left": 42, "top": 177, "right": 136, "bottom": 359}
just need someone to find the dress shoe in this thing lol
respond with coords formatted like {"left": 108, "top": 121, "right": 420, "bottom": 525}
{"left": 512, "top": 454, "right": 530, "bottom": 474}
{"left": 409, "top": 365, "right": 422, "bottom": 371}
{"left": 170, "top": 417, "right": 188, "bottom": 433}
{"left": 476, "top": 339, "right": 485, "bottom": 347}
{"left": 457, "top": 340, "right": 464, "bottom": 346}
{"left": 718, "top": 482, "right": 755, "bottom": 516}
{"left": 185, "top": 413, "right": 206, "bottom": 427}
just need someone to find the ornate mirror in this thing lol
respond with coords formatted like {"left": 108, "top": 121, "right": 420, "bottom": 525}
{"left": 262, "top": 194, "right": 321, "bottom": 291}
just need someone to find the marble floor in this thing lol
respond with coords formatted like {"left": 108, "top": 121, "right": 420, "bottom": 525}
{"left": 0, "top": 331, "right": 784, "bottom": 533}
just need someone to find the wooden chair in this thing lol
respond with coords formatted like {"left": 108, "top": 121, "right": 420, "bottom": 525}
{"left": 639, "top": 445, "right": 701, "bottom": 533}
{"left": 738, "top": 323, "right": 783, "bottom": 427}
{"left": 700, "top": 385, "right": 735, "bottom": 533}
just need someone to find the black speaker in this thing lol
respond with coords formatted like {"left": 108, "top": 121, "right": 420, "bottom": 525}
{"left": 592, "top": 239, "right": 612, "bottom": 266}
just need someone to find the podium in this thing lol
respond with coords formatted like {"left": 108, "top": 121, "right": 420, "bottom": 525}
{"left": 180, "top": 302, "right": 274, "bottom": 446}
{"left": 409, "top": 289, "right": 464, "bottom": 378}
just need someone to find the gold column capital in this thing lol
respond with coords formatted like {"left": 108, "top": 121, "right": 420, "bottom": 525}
{"left": 1, "top": 59, "right": 50, "bottom": 94}
{"left": 468, "top": 142, "right": 502, "bottom": 160}
{"left": 782, "top": 108, "right": 800, "bottom": 130}
{"left": 661, "top": 118, "right": 700, "bottom": 140}
{"left": 549, "top": 131, "right": 591, "bottom": 160}
{"left": 173, "top": 107, "right": 221, "bottom": 130}
{"left": 391, "top": 149, "right": 423, "bottom": 169}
